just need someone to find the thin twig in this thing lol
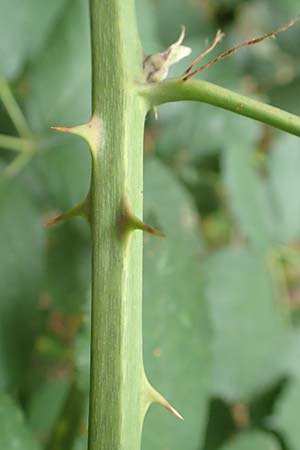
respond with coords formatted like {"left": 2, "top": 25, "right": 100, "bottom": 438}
{"left": 184, "top": 29, "right": 224, "bottom": 76}
{"left": 139, "top": 78, "right": 300, "bottom": 137}
{"left": 182, "top": 16, "right": 300, "bottom": 81}
{"left": 0, "top": 79, "right": 32, "bottom": 137}
{"left": 0, "top": 134, "right": 34, "bottom": 152}
{"left": 4, "top": 151, "right": 35, "bottom": 177}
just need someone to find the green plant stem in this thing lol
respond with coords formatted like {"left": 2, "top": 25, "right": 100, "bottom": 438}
{"left": 0, "top": 134, "right": 34, "bottom": 152}
{"left": 88, "top": 1, "right": 147, "bottom": 450}
{"left": 0, "top": 79, "right": 31, "bottom": 137}
{"left": 140, "top": 79, "right": 300, "bottom": 137}
{"left": 4, "top": 151, "right": 35, "bottom": 177}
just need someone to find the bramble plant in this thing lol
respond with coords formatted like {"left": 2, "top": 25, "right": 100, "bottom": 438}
{"left": 1, "top": 2, "right": 300, "bottom": 450}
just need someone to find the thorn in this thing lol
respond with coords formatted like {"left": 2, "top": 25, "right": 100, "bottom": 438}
{"left": 51, "top": 115, "right": 103, "bottom": 156}
{"left": 163, "top": 400, "right": 184, "bottom": 421}
{"left": 146, "top": 383, "right": 184, "bottom": 421}
{"left": 132, "top": 216, "right": 165, "bottom": 237}
{"left": 50, "top": 126, "right": 72, "bottom": 133}
{"left": 46, "top": 195, "right": 90, "bottom": 227}
{"left": 120, "top": 197, "right": 165, "bottom": 238}
{"left": 46, "top": 212, "right": 65, "bottom": 226}
{"left": 124, "top": 213, "right": 165, "bottom": 237}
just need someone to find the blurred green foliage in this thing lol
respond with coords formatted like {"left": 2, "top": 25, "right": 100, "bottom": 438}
{"left": 1, "top": 0, "right": 300, "bottom": 449}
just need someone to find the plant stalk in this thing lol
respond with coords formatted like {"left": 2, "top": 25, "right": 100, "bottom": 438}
{"left": 0, "top": 134, "right": 34, "bottom": 152}
{"left": 88, "top": 1, "right": 148, "bottom": 450}
{"left": 0, "top": 79, "right": 31, "bottom": 137}
{"left": 140, "top": 79, "right": 300, "bottom": 137}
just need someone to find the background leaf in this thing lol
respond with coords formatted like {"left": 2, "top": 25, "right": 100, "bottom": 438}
{"left": 0, "top": 0, "right": 68, "bottom": 80}
{"left": 142, "top": 158, "right": 211, "bottom": 450}
{"left": 273, "top": 379, "right": 300, "bottom": 450}
{"left": 25, "top": 0, "right": 91, "bottom": 131}
{"left": 268, "top": 135, "right": 300, "bottom": 243}
{"left": 219, "top": 431, "right": 280, "bottom": 450}
{"left": 0, "top": 393, "right": 42, "bottom": 450}
{"left": 205, "top": 247, "right": 288, "bottom": 401}
{"left": 0, "top": 178, "right": 44, "bottom": 391}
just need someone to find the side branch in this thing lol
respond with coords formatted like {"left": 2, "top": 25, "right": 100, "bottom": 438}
{"left": 139, "top": 79, "right": 300, "bottom": 137}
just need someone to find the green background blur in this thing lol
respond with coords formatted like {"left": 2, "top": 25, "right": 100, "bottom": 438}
{"left": 1, "top": 0, "right": 300, "bottom": 449}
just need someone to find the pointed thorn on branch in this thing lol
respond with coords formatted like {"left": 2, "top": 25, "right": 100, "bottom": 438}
{"left": 51, "top": 115, "right": 104, "bottom": 156}
{"left": 135, "top": 219, "right": 165, "bottom": 237}
{"left": 120, "top": 198, "right": 165, "bottom": 238}
{"left": 46, "top": 213, "right": 65, "bottom": 227}
{"left": 163, "top": 400, "right": 184, "bottom": 421}
{"left": 147, "top": 383, "right": 184, "bottom": 420}
{"left": 50, "top": 126, "right": 72, "bottom": 133}
{"left": 45, "top": 196, "right": 90, "bottom": 227}
{"left": 121, "top": 213, "right": 165, "bottom": 238}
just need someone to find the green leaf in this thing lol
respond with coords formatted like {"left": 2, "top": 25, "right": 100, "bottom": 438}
{"left": 27, "top": 136, "right": 91, "bottom": 312}
{"left": 0, "top": 0, "right": 67, "bottom": 79}
{"left": 28, "top": 379, "right": 70, "bottom": 446}
{"left": 25, "top": 0, "right": 91, "bottom": 131}
{"left": 32, "top": 136, "right": 91, "bottom": 212}
{"left": 143, "top": 0, "right": 210, "bottom": 47}
{"left": 45, "top": 223, "right": 91, "bottom": 312}
{"left": 157, "top": 104, "right": 259, "bottom": 160}
{"left": 142, "top": 158, "right": 211, "bottom": 450}
{"left": 0, "top": 393, "right": 41, "bottom": 450}
{"left": 0, "top": 178, "right": 44, "bottom": 391}
{"left": 268, "top": 134, "right": 300, "bottom": 243}
{"left": 136, "top": 0, "right": 161, "bottom": 54}
{"left": 206, "top": 247, "right": 288, "bottom": 401}
{"left": 223, "top": 141, "right": 275, "bottom": 248}
{"left": 273, "top": 379, "right": 300, "bottom": 450}
{"left": 219, "top": 431, "right": 280, "bottom": 450}
{"left": 74, "top": 306, "right": 91, "bottom": 391}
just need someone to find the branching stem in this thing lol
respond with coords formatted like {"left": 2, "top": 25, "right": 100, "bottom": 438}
{"left": 140, "top": 79, "right": 300, "bottom": 137}
{"left": 0, "top": 134, "right": 34, "bottom": 152}
{"left": 0, "top": 79, "right": 31, "bottom": 137}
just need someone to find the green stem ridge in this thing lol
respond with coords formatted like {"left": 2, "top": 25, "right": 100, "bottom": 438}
{"left": 140, "top": 79, "right": 300, "bottom": 137}
{"left": 88, "top": 1, "right": 150, "bottom": 450}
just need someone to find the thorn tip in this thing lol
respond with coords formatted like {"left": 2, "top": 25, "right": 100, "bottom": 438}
{"left": 50, "top": 126, "right": 71, "bottom": 133}
{"left": 164, "top": 401, "right": 184, "bottom": 421}
{"left": 46, "top": 214, "right": 64, "bottom": 227}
